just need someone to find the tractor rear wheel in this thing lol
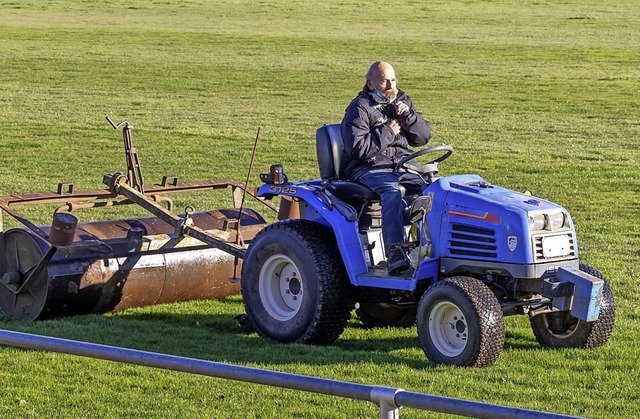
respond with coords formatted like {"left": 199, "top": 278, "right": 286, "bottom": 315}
{"left": 529, "top": 263, "right": 615, "bottom": 349}
{"left": 417, "top": 276, "right": 504, "bottom": 367}
{"left": 241, "top": 219, "right": 352, "bottom": 345}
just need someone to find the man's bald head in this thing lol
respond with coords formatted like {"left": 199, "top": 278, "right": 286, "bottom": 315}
{"left": 366, "top": 61, "right": 398, "bottom": 102}
{"left": 366, "top": 61, "right": 394, "bottom": 81}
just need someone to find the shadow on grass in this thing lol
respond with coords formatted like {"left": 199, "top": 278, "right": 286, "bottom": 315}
{"left": 0, "top": 305, "right": 542, "bottom": 371}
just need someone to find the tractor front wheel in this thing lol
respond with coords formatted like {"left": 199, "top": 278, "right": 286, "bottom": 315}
{"left": 417, "top": 276, "right": 505, "bottom": 367}
{"left": 241, "top": 220, "right": 352, "bottom": 345}
{"left": 529, "top": 263, "right": 615, "bottom": 349}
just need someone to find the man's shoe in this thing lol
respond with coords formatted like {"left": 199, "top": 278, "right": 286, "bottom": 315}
{"left": 387, "top": 250, "right": 410, "bottom": 275}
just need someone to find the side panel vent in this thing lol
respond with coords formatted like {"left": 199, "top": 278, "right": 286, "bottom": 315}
{"left": 448, "top": 223, "right": 497, "bottom": 259}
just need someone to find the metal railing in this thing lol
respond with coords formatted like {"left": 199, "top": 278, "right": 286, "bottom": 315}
{"left": 0, "top": 329, "right": 581, "bottom": 419}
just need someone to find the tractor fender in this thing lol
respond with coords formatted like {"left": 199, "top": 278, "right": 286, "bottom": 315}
{"left": 256, "top": 183, "right": 368, "bottom": 283}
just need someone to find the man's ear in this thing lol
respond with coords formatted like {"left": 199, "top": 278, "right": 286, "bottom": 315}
{"left": 366, "top": 79, "right": 373, "bottom": 90}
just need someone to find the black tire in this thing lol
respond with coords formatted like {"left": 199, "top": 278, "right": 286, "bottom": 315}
{"left": 416, "top": 276, "right": 505, "bottom": 367}
{"left": 241, "top": 219, "right": 352, "bottom": 345}
{"left": 356, "top": 303, "right": 416, "bottom": 328}
{"left": 530, "top": 263, "right": 615, "bottom": 349}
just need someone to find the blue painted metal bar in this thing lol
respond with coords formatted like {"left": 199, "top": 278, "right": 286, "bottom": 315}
{"left": 0, "top": 329, "right": 582, "bottom": 419}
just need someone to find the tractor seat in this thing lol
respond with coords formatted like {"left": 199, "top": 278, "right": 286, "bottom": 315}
{"left": 315, "top": 124, "right": 379, "bottom": 201}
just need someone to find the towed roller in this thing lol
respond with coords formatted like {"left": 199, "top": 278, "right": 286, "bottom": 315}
{"left": 0, "top": 117, "right": 279, "bottom": 321}
{"left": 0, "top": 208, "right": 267, "bottom": 320}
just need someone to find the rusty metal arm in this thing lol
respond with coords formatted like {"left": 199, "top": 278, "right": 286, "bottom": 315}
{"left": 0, "top": 178, "right": 275, "bottom": 211}
{"left": 104, "top": 173, "right": 246, "bottom": 259}
{"left": 0, "top": 204, "right": 51, "bottom": 241}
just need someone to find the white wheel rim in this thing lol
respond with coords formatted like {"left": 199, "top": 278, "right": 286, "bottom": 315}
{"left": 258, "top": 254, "right": 303, "bottom": 321}
{"left": 429, "top": 301, "right": 468, "bottom": 357}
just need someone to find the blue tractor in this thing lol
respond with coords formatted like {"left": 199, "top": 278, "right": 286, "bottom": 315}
{"left": 240, "top": 124, "right": 615, "bottom": 367}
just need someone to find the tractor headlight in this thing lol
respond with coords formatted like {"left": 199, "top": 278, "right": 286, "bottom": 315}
{"left": 549, "top": 212, "right": 566, "bottom": 230}
{"left": 529, "top": 214, "right": 546, "bottom": 231}
{"left": 529, "top": 211, "right": 567, "bottom": 231}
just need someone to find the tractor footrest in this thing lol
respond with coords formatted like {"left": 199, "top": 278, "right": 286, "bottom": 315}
{"left": 356, "top": 274, "right": 418, "bottom": 291}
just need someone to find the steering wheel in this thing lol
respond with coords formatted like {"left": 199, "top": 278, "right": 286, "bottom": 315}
{"left": 394, "top": 145, "right": 454, "bottom": 178}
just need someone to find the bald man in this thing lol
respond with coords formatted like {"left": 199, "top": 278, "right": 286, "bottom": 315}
{"left": 341, "top": 61, "right": 431, "bottom": 275}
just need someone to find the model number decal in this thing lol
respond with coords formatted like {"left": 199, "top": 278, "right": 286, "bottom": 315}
{"left": 268, "top": 186, "right": 298, "bottom": 195}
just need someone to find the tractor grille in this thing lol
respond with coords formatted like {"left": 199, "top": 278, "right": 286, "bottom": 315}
{"left": 533, "top": 232, "right": 576, "bottom": 262}
{"left": 448, "top": 223, "right": 497, "bottom": 259}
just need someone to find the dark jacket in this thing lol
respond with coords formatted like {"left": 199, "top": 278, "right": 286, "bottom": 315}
{"left": 340, "top": 85, "right": 431, "bottom": 180}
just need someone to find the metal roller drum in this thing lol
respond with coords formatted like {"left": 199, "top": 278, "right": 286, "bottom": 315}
{"left": 0, "top": 208, "right": 267, "bottom": 320}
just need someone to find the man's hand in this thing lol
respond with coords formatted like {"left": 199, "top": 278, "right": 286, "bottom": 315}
{"left": 395, "top": 101, "right": 409, "bottom": 116}
{"left": 386, "top": 119, "right": 401, "bottom": 135}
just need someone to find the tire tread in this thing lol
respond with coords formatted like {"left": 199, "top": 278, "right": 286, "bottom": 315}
{"left": 241, "top": 219, "right": 352, "bottom": 345}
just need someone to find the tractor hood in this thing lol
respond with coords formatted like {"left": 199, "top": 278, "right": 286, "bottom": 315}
{"left": 441, "top": 174, "right": 563, "bottom": 212}
{"left": 425, "top": 174, "right": 577, "bottom": 266}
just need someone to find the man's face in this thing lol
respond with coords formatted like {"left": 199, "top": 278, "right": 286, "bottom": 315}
{"left": 368, "top": 66, "right": 397, "bottom": 100}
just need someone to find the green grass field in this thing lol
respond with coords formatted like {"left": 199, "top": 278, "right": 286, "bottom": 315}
{"left": 1, "top": 0, "right": 639, "bottom": 417}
